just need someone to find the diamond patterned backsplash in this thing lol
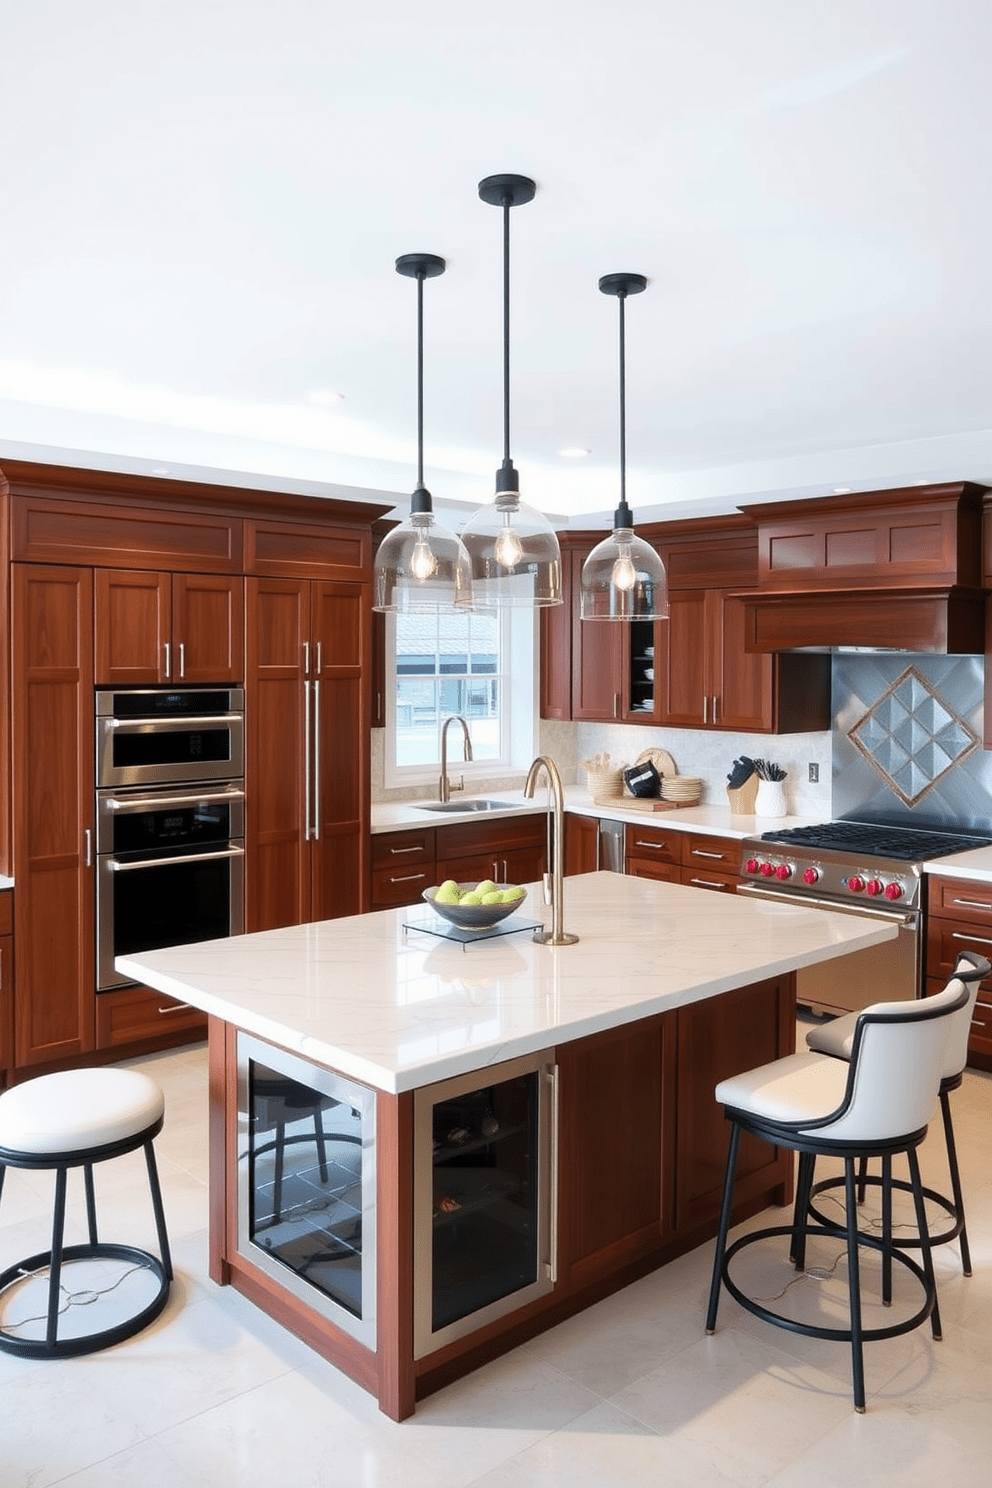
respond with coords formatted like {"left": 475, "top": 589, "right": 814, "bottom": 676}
{"left": 848, "top": 665, "right": 979, "bottom": 807}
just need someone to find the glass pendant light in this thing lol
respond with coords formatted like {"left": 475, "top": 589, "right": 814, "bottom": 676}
{"left": 580, "top": 273, "right": 669, "bottom": 621}
{"left": 459, "top": 174, "right": 563, "bottom": 608}
{"left": 373, "top": 253, "right": 472, "bottom": 613}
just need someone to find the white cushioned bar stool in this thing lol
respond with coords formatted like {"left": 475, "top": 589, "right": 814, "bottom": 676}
{"left": 0, "top": 1067, "right": 172, "bottom": 1358}
{"left": 804, "top": 950, "right": 988, "bottom": 1277}
{"left": 705, "top": 976, "right": 969, "bottom": 1412}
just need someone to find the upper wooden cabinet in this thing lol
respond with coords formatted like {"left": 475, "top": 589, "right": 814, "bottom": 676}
{"left": 95, "top": 569, "right": 245, "bottom": 684}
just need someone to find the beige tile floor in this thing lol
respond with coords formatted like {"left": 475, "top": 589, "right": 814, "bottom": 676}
{"left": 1, "top": 1030, "right": 990, "bottom": 1488}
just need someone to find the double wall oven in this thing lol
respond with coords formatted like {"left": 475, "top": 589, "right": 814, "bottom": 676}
{"left": 95, "top": 688, "right": 246, "bottom": 991}
{"left": 739, "top": 821, "right": 992, "bottom": 1015}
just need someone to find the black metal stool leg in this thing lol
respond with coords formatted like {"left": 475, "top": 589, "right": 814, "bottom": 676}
{"left": 706, "top": 1121, "right": 741, "bottom": 1334}
{"left": 313, "top": 1108, "right": 329, "bottom": 1184}
{"left": 143, "top": 1140, "right": 173, "bottom": 1281}
{"left": 857, "top": 1153, "right": 869, "bottom": 1205}
{"left": 907, "top": 1146, "right": 941, "bottom": 1341}
{"left": 843, "top": 1157, "right": 866, "bottom": 1413}
{"left": 939, "top": 1090, "right": 971, "bottom": 1276}
{"left": 47, "top": 1167, "right": 69, "bottom": 1350}
{"left": 83, "top": 1162, "right": 99, "bottom": 1246}
{"left": 881, "top": 1154, "right": 893, "bottom": 1305}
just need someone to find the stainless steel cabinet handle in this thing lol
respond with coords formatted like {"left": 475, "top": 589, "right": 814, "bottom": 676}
{"left": 687, "top": 877, "right": 727, "bottom": 890}
{"left": 84, "top": 828, "right": 92, "bottom": 867}
{"left": 692, "top": 849, "right": 725, "bottom": 860}
{"left": 388, "top": 844, "right": 424, "bottom": 855}
{"left": 111, "top": 846, "right": 245, "bottom": 872}
{"left": 303, "top": 641, "right": 310, "bottom": 675}
{"left": 303, "top": 680, "right": 312, "bottom": 840}
{"left": 702, "top": 696, "right": 708, "bottom": 724}
{"left": 951, "top": 898, "right": 992, "bottom": 912}
{"left": 389, "top": 872, "right": 427, "bottom": 885}
{"left": 712, "top": 695, "right": 719, "bottom": 724}
{"left": 312, "top": 678, "right": 321, "bottom": 841}
{"left": 951, "top": 930, "right": 992, "bottom": 947}
{"left": 178, "top": 642, "right": 186, "bottom": 680}
{"left": 315, "top": 641, "right": 322, "bottom": 675}
{"left": 613, "top": 693, "right": 619, "bottom": 719}
{"left": 545, "top": 1064, "right": 560, "bottom": 1283}
{"left": 163, "top": 641, "right": 171, "bottom": 678}
{"left": 157, "top": 1002, "right": 192, "bottom": 1015}
{"left": 633, "top": 838, "right": 671, "bottom": 851}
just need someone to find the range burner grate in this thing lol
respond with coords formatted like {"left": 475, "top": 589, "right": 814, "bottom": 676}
{"left": 759, "top": 822, "right": 992, "bottom": 862}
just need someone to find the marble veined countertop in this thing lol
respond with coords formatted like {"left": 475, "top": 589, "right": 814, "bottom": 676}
{"left": 923, "top": 845, "right": 992, "bottom": 884}
{"left": 118, "top": 872, "right": 894, "bottom": 1095}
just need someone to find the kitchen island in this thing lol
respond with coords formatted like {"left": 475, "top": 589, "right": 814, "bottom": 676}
{"left": 119, "top": 871, "right": 895, "bottom": 1419}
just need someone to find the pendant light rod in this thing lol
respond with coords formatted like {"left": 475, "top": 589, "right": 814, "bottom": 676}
{"left": 478, "top": 174, "right": 536, "bottom": 493}
{"left": 599, "top": 272, "right": 647, "bottom": 520}
{"left": 395, "top": 252, "right": 445, "bottom": 506}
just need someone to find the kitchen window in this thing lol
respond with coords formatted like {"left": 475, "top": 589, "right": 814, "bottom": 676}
{"left": 383, "top": 608, "right": 537, "bottom": 787}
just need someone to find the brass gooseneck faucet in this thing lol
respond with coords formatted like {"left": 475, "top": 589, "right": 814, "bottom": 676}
{"left": 439, "top": 715, "right": 473, "bottom": 802}
{"left": 523, "top": 755, "right": 579, "bottom": 946}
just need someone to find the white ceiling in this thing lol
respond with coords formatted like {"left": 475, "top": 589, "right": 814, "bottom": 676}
{"left": 2, "top": 0, "right": 991, "bottom": 529}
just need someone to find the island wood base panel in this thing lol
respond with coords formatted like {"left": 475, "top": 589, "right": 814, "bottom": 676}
{"left": 207, "top": 971, "right": 794, "bottom": 1420}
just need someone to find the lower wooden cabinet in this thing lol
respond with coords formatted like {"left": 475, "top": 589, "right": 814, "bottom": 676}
{"left": 372, "top": 817, "right": 548, "bottom": 909}
{"left": 95, "top": 985, "right": 207, "bottom": 1051}
{"left": 625, "top": 824, "right": 741, "bottom": 892}
{"left": 926, "top": 874, "right": 992, "bottom": 1070}
{"left": 371, "top": 828, "right": 436, "bottom": 909}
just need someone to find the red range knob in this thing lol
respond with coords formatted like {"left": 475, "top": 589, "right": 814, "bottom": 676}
{"left": 802, "top": 867, "right": 819, "bottom": 885}
{"left": 884, "top": 881, "right": 903, "bottom": 901}
{"left": 745, "top": 857, "right": 760, "bottom": 875}
{"left": 775, "top": 863, "right": 792, "bottom": 880}
{"left": 848, "top": 875, "right": 866, "bottom": 892}
{"left": 865, "top": 879, "right": 883, "bottom": 896}
{"left": 759, "top": 861, "right": 776, "bottom": 878}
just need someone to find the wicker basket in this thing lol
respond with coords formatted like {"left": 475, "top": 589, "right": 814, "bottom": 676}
{"left": 585, "top": 766, "right": 625, "bottom": 799}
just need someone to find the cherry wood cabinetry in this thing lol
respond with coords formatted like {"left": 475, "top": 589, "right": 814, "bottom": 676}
{"left": 10, "top": 564, "right": 95, "bottom": 1069}
{"left": 649, "top": 518, "right": 830, "bottom": 733}
{"left": 95, "top": 568, "right": 244, "bottom": 684}
{"left": 625, "top": 824, "right": 741, "bottom": 893}
{"left": 371, "top": 828, "right": 437, "bottom": 909}
{"left": 96, "top": 984, "right": 206, "bottom": 1049}
{"left": 435, "top": 815, "right": 546, "bottom": 889}
{"left": 0, "top": 891, "right": 12, "bottom": 1082}
{"left": 926, "top": 874, "right": 992, "bottom": 1071}
{"left": 246, "top": 576, "right": 369, "bottom": 931}
{"left": 563, "top": 813, "right": 600, "bottom": 875}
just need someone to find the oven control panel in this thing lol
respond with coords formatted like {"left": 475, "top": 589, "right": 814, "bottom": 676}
{"left": 740, "top": 848, "right": 917, "bottom": 909}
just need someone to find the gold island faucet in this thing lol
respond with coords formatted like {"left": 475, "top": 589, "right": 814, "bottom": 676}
{"left": 439, "top": 715, "right": 473, "bottom": 802}
{"left": 524, "top": 754, "right": 579, "bottom": 946}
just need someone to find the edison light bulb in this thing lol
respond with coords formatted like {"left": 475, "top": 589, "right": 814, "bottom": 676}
{"left": 612, "top": 543, "right": 637, "bottom": 591}
{"left": 494, "top": 519, "right": 524, "bottom": 569}
{"left": 410, "top": 534, "right": 438, "bottom": 581}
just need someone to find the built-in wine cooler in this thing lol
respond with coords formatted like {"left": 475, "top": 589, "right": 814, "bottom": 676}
{"left": 236, "top": 1033, "right": 377, "bottom": 1349}
{"left": 413, "top": 1051, "right": 557, "bottom": 1359}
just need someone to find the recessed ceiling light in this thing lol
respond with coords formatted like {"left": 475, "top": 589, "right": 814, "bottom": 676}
{"left": 559, "top": 447, "right": 591, "bottom": 459}
{"left": 307, "top": 388, "right": 345, "bottom": 407}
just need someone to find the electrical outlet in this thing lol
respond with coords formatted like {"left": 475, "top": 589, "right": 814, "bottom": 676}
{"left": 808, "top": 762, "right": 819, "bottom": 783}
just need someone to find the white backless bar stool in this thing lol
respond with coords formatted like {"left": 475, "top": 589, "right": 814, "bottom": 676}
{"left": 804, "top": 949, "right": 988, "bottom": 1276}
{"left": 0, "top": 1067, "right": 172, "bottom": 1358}
{"left": 705, "top": 977, "right": 969, "bottom": 1412}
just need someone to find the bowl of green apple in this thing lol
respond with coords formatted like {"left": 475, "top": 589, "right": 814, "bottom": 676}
{"left": 423, "top": 879, "right": 528, "bottom": 930}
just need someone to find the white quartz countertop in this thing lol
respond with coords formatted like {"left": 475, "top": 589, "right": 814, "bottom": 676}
{"left": 923, "top": 845, "right": 992, "bottom": 884}
{"left": 0, "top": 875, "right": 13, "bottom": 891}
{"left": 118, "top": 871, "right": 895, "bottom": 1095}
{"left": 371, "top": 788, "right": 815, "bottom": 841}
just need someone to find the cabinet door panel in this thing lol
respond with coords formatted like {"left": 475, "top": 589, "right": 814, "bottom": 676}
{"left": 12, "top": 564, "right": 95, "bottom": 1066}
{"left": 173, "top": 573, "right": 244, "bottom": 682}
{"left": 94, "top": 568, "right": 170, "bottom": 684}
{"left": 657, "top": 589, "right": 706, "bottom": 726}
{"left": 312, "top": 582, "right": 368, "bottom": 920}
{"left": 245, "top": 579, "right": 310, "bottom": 930}
{"left": 571, "top": 617, "right": 621, "bottom": 721}
{"left": 714, "top": 593, "right": 773, "bottom": 731}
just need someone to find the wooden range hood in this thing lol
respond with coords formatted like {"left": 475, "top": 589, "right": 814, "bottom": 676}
{"left": 735, "top": 482, "right": 991, "bottom": 653}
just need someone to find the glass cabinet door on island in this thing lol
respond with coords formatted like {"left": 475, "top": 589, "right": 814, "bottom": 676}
{"left": 236, "top": 1033, "right": 377, "bottom": 1350}
{"left": 413, "top": 1051, "right": 557, "bottom": 1359}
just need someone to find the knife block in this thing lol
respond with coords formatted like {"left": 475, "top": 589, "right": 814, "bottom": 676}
{"left": 726, "top": 775, "right": 759, "bottom": 815}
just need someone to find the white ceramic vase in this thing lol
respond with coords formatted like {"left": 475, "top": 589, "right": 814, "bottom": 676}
{"left": 754, "top": 778, "right": 787, "bottom": 817}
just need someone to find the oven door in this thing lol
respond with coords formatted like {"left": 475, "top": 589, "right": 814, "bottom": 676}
{"left": 736, "top": 882, "right": 921, "bottom": 1015}
{"left": 96, "top": 784, "right": 246, "bottom": 990}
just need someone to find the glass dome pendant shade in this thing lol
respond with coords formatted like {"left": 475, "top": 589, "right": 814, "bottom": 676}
{"left": 580, "top": 273, "right": 669, "bottom": 622}
{"left": 459, "top": 174, "right": 563, "bottom": 609}
{"left": 373, "top": 253, "right": 472, "bottom": 613}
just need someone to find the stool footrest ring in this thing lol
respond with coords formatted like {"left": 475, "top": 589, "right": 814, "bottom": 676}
{"left": 808, "top": 1173, "right": 963, "bottom": 1252}
{"left": 0, "top": 1242, "right": 171, "bottom": 1359}
{"left": 720, "top": 1223, "right": 936, "bottom": 1346}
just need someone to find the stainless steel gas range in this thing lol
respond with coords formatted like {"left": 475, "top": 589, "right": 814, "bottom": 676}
{"left": 738, "top": 820, "right": 992, "bottom": 1016}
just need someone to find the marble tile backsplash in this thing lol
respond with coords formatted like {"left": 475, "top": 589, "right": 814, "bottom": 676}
{"left": 371, "top": 720, "right": 831, "bottom": 816}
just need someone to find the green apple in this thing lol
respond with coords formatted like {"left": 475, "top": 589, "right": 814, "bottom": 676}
{"left": 460, "top": 891, "right": 483, "bottom": 905}
{"left": 476, "top": 879, "right": 498, "bottom": 897}
{"left": 480, "top": 891, "right": 502, "bottom": 904}
{"left": 434, "top": 881, "right": 461, "bottom": 904}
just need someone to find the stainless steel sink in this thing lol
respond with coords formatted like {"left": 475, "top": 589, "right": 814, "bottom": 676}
{"left": 416, "top": 800, "right": 517, "bottom": 813}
